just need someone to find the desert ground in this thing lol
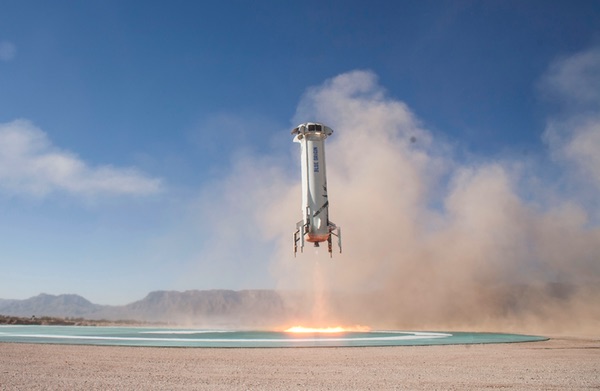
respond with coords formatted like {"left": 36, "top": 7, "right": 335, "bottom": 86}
{"left": 1, "top": 336, "right": 598, "bottom": 390}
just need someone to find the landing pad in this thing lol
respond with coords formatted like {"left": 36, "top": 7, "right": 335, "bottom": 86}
{"left": 0, "top": 326, "right": 547, "bottom": 347}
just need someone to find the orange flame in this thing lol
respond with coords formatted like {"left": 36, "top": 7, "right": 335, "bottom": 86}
{"left": 284, "top": 325, "right": 371, "bottom": 333}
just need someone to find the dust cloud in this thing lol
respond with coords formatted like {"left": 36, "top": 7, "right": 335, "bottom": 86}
{"left": 210, "top": 48, "right": 600, "bottom": 335}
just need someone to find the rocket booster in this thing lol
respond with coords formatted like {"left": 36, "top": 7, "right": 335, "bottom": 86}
{"left": 292, "top": 122, "right": 341, "bottom": 256}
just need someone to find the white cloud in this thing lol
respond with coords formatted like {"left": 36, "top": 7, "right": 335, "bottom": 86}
{"left": 0, "top": 41, "right": 16, "bottom": 62}
{"left": 0, "top": 119, "right": 163, "bottom": 197}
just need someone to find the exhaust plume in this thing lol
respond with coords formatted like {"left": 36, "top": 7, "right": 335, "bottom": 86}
{"left": 199, "top": 49, "right": 600, "bottom": 335}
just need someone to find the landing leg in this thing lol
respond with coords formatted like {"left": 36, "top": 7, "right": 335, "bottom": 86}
{"left": 328, "top": 223, "right": 342, "bottom": 255}
{"left": 293, "top": 231, "right": 299, "bottom": 257}
{"left": 294, "top": 220, "right": 307, "bottom": 256}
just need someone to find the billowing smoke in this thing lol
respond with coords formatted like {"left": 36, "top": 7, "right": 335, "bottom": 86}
{"left": 200, "top": 48, "right": 600, "bottom": 335}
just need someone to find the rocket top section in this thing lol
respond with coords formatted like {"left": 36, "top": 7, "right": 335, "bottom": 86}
{"left": 291, "top": 122, "right": 333, "bottom": 141}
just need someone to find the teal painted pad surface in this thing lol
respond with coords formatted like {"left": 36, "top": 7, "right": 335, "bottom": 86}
{"left": 0, "top": 326, "right": 548, "bottom": 348}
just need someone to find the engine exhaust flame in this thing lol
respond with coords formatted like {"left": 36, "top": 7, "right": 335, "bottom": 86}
{"left": 285, "top": 325, "right": 371, "bottom": 333}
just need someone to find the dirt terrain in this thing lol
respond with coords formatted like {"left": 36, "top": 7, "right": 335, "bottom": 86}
{"left": 1, "top": 336, "right": 599, "bottom": 390}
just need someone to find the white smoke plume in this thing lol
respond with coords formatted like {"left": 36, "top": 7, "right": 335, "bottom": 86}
{"left": 200, "top": 50, "right": 600, "bottom": 335}
{"left": 542, "top": 47, "right": 600, "bottom": 200}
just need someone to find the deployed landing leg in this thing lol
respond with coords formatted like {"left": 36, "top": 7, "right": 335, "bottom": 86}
{"left": 294, "top": 221, "right": 341, "bottom": 258}
{"left": 293, "top": 220, "right": 308, "bottom": 257}
{"left": 328, "top": 223, "right": 342, "bottom": 257}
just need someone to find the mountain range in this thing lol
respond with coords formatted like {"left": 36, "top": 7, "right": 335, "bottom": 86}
{"left": 0, "top": 290, "right": 293, "bottom": 327}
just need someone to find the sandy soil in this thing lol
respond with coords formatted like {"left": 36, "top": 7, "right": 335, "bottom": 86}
{"left": 1, "top": 336, "right": 599, "bottom": 390}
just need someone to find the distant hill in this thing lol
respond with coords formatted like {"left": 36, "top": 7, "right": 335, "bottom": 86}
{"left": 0, "top": 290, "right": 291, "bottom": 327}
{"left": 121, "top": 290, "right": 288, "bottom": 326}
{"left": 0, "top": 293, "right": 103, "bottom": 318}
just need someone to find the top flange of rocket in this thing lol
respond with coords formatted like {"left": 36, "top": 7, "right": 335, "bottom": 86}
{"left": 292, "top": 122, "right": 341, "bottom": 257}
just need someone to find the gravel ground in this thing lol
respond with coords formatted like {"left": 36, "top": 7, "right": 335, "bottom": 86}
{"left": 1, "top": 336, "right": 599, "bottom": 390}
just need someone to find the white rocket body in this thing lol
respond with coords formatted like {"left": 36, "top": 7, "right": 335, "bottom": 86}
{"left": 292, "top": 122, "right": 341, "bottom": 256}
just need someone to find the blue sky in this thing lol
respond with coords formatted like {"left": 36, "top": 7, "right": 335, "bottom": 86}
{"left": 1, "top": 1, "right": 600, "bottom": 305}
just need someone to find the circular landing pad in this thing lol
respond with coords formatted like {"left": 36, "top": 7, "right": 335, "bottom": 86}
{"left": 0, "top": 326, "right": 547, "bottom": 348}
